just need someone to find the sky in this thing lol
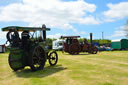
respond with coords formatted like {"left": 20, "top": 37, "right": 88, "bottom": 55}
{"left": 0, "top": 0, "right": 128, "bottom": 44}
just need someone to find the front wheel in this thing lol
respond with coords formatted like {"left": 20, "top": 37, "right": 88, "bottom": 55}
{"left": 92, "top": 46, "right": 98, "bottom": 54}
{"left": 48, "top": 51, "right": 58, "bottom": 66}
{"left": 88, "top": 46, "right": 98, "bottom": 54}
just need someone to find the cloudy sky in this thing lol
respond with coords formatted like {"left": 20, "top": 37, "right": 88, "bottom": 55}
{"left": 0, "top": 0, "right": 128, "bottom": 44}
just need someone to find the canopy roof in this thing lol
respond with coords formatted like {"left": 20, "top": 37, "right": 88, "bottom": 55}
{"left": 61, "top": 36, "right": 80, "bottom": 39}
{"left": 2, "top": 26, "right": 50, "bottom": 32}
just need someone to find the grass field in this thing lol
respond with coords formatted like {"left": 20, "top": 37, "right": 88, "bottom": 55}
{"left": 0, "top": 51, "right": 128, "bottom": 85}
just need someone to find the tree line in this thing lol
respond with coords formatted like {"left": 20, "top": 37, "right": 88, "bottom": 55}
{"left": 46, "top": 38, "right": 111, "bottom": 46}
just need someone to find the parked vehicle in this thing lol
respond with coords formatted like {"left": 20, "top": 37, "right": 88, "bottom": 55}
{"left": 61, "top": 33, "right": 98, "bottom": 55}
{"left": 2, "top": 25, "right": 58, "bottom": 71}
{"left": 52, "top": 39, "right": 64, "bottom": 50}
{"left": 111, "top": 39, "right": 128, "bottom": 50}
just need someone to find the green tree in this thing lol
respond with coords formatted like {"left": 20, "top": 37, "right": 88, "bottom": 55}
{"left": 79, "top": 38, "right": 111, "bottom": 45}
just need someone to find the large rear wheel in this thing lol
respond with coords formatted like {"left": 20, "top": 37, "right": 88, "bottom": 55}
{"left": 69, "top": 43, "right": 81, "bottom": 55}
{"left": 29, "top": 46, "right": 46, "bottom": 71}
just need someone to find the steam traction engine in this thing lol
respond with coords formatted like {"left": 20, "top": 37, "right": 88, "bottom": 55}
{"left": 61, "top": 34, "right": 98, "bottom": 55}
{"left": 2, "top": 25, "right": 58, "bottom": 71}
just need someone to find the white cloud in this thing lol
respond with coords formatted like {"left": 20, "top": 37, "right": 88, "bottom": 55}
{"left": 110, "top": 30, "right": 126, "bottom": 38}
{"left": 108, "top": 26, "right": 126, "bottom": 39}
{"left": 108, "top": 25, "right": 128, "bottom": 39}
{"left": 115, "top": 25, "right": 125, "bottom": 30}
{"left": 80, "top": 31, "right": 87, "bottom": 35}
{"left": 78, "top": 16, "right": 99, "bottom": 24}
{"left": 47, "top": 31, "right": 88, "bottom": 39}
{"left": 124, "top": 22, "right": 128, "bottom": 31}
{"left": 0, "top": 31, "right": 7, "bottom": 39}
{"left": 104, "top": 2, "right": 128, "bottom": 21}
{"left": 47, "top": 33, "right": 64, "bottom": 39}
{"left": 104, "top": 18, "right": 116, "bottom": 22}
{"left": 0, "top": 31, "right": 7, "bottom": 44}
{"left": 0, "top": 0, "right": 99, "bottom": 31}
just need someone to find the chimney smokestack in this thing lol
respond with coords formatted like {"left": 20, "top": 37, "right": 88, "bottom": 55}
{"left": 42, "top": 24, "right": 46, "bottom": 41}
{"left": 90, "top": 33, "right": 93, "bottom": 44}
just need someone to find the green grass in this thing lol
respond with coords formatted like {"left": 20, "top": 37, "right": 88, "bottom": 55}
{"left": 0, "top": 51, "right": 128, "bottom": 85}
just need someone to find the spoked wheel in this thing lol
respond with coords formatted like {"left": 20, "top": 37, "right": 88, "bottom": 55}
{"left": 29, "top": 46, "right": 46, "bottom": 71}
{"left": 48, "top": 51, "right": 58, "bottom": 66}
{"left": 69, "top": 43, "right": 81, "bottom": 55}
{"left": 92, "top": 46, "right": 98, "bottom": 54}
{"left": 88, "top": 46, "right": 98, "bottom": 54}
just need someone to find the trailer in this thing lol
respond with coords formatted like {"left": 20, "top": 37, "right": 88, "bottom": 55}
{"left": 111, "top": 39, "right": 128, "bottom": 50}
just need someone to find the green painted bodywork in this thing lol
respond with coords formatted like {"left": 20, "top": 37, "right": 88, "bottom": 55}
{"left": 111, "top": 39, "right": 128, "bottom": 50}
{"left": 39, "top": 42, "right": 51, "bottom": 52}
{"left": 9, "top": 42, "right": 50, "bottom": 69}
{"left": 111, "top": 42, "right": 121, "bottom": 49}
{"left": 9, "top": 48, "right": 25, "bottom": 69}
{"left": 121, "top": 39, "right": 128, "bottom": 49}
